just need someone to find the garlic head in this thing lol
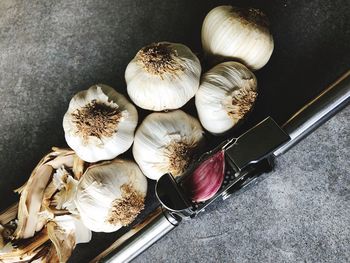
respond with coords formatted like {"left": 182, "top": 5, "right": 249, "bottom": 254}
{"left": 133, "top": 110, "right": 204, "bottom": 180}
{"left": 125, "top": 42, "right": 201, "bottom": 111}
{"left": 74, "top": 160, "right": 147, "bottom": 233}
{"left": 202, "top": 5, "right": 274, "bottom": 70}
{"left": 195, "top": 61, "right": 257, "bottom": 134}
{"left": 63, "top": 84, "right": 138, "bottom": 162}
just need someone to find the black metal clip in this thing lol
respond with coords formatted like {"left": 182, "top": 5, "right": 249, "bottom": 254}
{"left": 156, "top": 117, "right": 290, "bottom": 218}
{"left": 225, "top": 117, "right": 290, "bottom": 172}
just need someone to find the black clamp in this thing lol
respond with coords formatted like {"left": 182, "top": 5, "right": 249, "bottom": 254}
{"left": 156, "top": 117, "right": 290, "bottom": 218}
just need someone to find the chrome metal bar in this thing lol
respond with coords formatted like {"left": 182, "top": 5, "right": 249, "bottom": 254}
{"left": 274, "top": 70, "right": 350, "bottom": 156}
{"left": 91, "top": 208, "right": 180, "bottom": 263}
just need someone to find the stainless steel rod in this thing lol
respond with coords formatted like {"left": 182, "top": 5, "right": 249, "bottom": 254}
{"left": 91, "top": 208, "right": 180, "bottom": 263}
{"left": 274, "top": 70, "right": 350, "bottom": 156}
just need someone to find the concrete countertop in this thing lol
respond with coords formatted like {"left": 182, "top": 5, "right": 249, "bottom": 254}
{"left": 0, "top": 0, "right": 349, "bottom": 262}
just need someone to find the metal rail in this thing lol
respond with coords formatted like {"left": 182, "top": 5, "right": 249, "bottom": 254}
{"left": 274, "top": 70, "right": 350, "bottom": 156}
{"left": 91, "top": 208, "right": 180, "bottom": 263}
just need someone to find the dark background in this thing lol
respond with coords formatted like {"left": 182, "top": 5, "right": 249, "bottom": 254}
{"left": 0, "top": 0, "right": 349, "bottom": 262}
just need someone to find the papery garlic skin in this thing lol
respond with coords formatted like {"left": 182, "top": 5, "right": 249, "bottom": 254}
{"left": 74, "top": 160, "right": 147, "bottom": 233}
{"left": 125, "top": 42, "right": 201, "bottom": 111}
{"left": 52, "top": 215, "right": 91, "bottom": 244}
{"left": 202, "top": 5, "right": 274, "bottom": 70}
{"left": 52, "top": 166, "right": 79, "bottom": 213}
{"left": 47, "top": 215, "right": 92, "bottom": 262}
{"left": 133, "top": 110, "right": 204, "bottom": 180}
{"left": 195, "top": 61, "right": 257, "bottom": 134}
{"left": 14, "top": 149, "right": 75, "bottom": 239}
{"left": 63, "top": 84, "right": 138, "bottom": 163}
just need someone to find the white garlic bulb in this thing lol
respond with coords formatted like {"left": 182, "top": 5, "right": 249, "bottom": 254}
{"left": 133, "top": 110, "right": 204, "bottom": 180}
{"left": 202, "top": 5, "right": 274, "bottom": 70}
{"left": 195, "top": 61, "right": 257, "bottom": 134}
{"left": 74, "top": 160, "right": 147, "bottom": 233}
{"left": 63, "top": 84, "right": 138, "bottom": 163}
{"left": 125, "top": 42, "right": 201, "bottom": 111}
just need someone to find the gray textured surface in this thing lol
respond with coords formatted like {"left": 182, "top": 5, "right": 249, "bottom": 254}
{"left": 0, "top": 0, "right": 349, "bottom": 262}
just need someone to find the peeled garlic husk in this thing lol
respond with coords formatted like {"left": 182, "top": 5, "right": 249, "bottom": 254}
{"left": 195, "top": 61, "right": 257, "bottom": 134}
{"left": 63, "top": 84, "right": 138, "bottom": 163}
{"left": 133, "top": 110, "right": 204, "bottom": 180}
{"left": 202, "top": 5, "right": 274, "bottom": 70}
{"left": 14, "top": 148, "right": 76, "bottom": 239}
{"left": 125, "top": 42, "right": 201, "bottom": 111}
{"left": 0, "top": 215, "right": 91, "bottom": 263}
{"left": 52, "top": 166, "right": 79, "bottom": 213}
{"left": 47, "top": 215, "right": 91, "bottom": 262}
{"left": 0, "top": 148, "right": 89, "bottom": 263}
{"left": 0, "top": 204, "right": 18, "bottom": 250}
{"left": 0, "top": 227, "right": 50, "bottom": 262}
{"left": 72, "top": 160, "right": 147, "bottom": 233}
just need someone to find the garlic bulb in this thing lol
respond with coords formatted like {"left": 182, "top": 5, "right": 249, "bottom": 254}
{"left": 63, "top": 84, "right": 138, "bottom": 162}
{"left": 202, "top": 5, "right": 274, "bottom": 70}
{"left": 125, "top": 42, "right": 201, "bottom": 111}
{"left": 73, "top": 160, "right": 147, "bottom": 233}
{"left": 133, "top": 110, "right": 204, "bottom": 180}
{"left": 195, "top": 61, "right": 257, "bottom": 134}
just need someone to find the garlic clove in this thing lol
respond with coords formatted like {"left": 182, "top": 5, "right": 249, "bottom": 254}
{"left": 187, "top": 150, "right": 225, "bottom": 202}
{"left": 202, "top": 5, "right": 274, "bottom": 70}
{"left": 125, "top": 42, "right": 201, "bottom": 111}
{"left": 133, "top": 110, "right": 204, "bottom": 180}
{"left": 74, "top": 160, "right": 147, "bottom": 233}
{"left": 195, "top": 61, "right": 257, "bottom": 134}
{"left": 63, "top": 84, "right": 138, "bottom": 163}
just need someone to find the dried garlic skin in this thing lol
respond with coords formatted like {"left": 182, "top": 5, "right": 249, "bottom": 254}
{"left": 195, "top": 61, "right": 257, "bottom": 134}
{"left": 14, "top": 149, "right": 75, "bottom": 239}
{"left": 202, "top": 5, "right": 274, "bottom": 70}
{"left": 0, "top": 215, "right": 91, "bottom": 263}
{"left": 133, "top": 110, "right": 204, "bottom": 180}
{"left": 0, "top": 228, "right": 50, "bottom": 262}
{"left": 47, "top": 215, "right": 91, "bottom": 262}
{"left": 0, "top": 148, "right": 90, "bottom": 263}
{"left": 74, "top": 160, "right": 147, "bottom": 233}
{"left": 63, "top": 84, "right": 138, "bottom": 162}
{"left": 125, "top": 42, "right": 201, "bottom": 111}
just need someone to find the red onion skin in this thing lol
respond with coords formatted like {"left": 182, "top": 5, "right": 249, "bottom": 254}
{"left": 189, "top": 150, "right": 225, "bottom": 202}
